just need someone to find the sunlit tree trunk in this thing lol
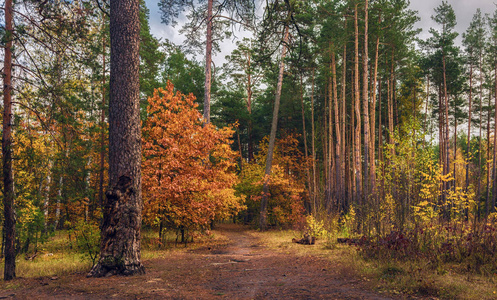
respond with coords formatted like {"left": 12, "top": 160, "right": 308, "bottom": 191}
{"left": 362, "top": 0, "right": 370, "bottom": 203}
{"left": 311, "top": 69, "right": 317, "bottom": 214}
{"left": 203, "top": 0, "right": 214, "bottom": 123}
{"left": 370, "top": 30, "right": 379, "bottom": 193}
{"left": 353, "top": 4, "right": 362, "bottom": 205}
{"left": 466, "top": 61, "right": 473, "bottom": 193}
{"left": 332, "top": 50, "right": 341, "bottom": 210}
{"left": 260, "top": 24, "right": 290, "bottom": 230}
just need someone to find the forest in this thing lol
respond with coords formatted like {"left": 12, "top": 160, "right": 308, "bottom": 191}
{"left": 0, "top": 0, "right": 497, "bottom": 297}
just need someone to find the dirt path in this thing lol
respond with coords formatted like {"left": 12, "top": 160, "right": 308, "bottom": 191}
{"left": 0, "top": 224, "right": 397, "bottom": 299}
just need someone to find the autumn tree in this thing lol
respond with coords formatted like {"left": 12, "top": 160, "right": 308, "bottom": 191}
{"left": 142, "top": 83, "right": 243, "bottom": 241}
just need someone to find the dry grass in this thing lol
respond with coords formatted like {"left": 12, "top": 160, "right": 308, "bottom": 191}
{"left": 0, "top": 227, "right": 230, "bottom": 281}
{"left": 252, "top": 228, "right": 497, "bottom": 300}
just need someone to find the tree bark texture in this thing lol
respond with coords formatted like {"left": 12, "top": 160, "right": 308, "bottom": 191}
{"left": 259, "top": 24, "right": 289, "bottom": 230}
{"left": 3, "top": 0, "right": 16, "bottom": 281}
{"left": 88, "top": 0, "right": 145, "bottom": 277}
{"left": 362, "top": 0, "right": 370, "bottom": 202}
{"left": 203, "top": 0, "right": 214, "bottom": 123}
{"left": 353, "top": 5, "right": 362, "bottom": 205}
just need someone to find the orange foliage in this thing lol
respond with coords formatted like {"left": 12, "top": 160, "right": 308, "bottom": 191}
{"left": 142, "top": 83, "right": 244, "bottom": 231}
{"left": 237, "top": 132, "right": 307, "bottom": 227}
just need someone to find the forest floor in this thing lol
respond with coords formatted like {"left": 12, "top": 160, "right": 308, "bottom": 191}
{"left": 0, "top": 223, "right": 406, "bottom": 299}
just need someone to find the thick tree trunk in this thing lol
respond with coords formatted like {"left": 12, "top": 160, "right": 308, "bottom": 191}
{"left": 203, "top": 0, "right": 214, "bottom": 123}
{"left": 259, "top": 25, "right": 289, "bottom": 230}
{"left": 88, "top": 0, "right": 145, "bottom": 277}
{"left": 3, "top": 0, "right": 16, "bottom": 281}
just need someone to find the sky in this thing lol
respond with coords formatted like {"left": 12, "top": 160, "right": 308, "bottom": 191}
{"left": 144, "top": 0, "right": 497, "bottom": 64}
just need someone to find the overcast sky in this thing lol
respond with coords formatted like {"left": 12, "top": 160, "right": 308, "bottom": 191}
{"left": 144, "top": 0, "right": 497, "bottom": 63}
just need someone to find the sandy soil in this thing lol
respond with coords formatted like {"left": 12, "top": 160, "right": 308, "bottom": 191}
{"left": 0, "top": 224, "right": 398, "bottom": 299}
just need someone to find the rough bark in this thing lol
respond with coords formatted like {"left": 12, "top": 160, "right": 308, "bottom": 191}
{"left": 3, "top": 0, "right": 16, "bottom": 281}
{"left": 203, "top": 0, "right": 214, "bottom": 123}
{"left": 88, "top": 0, "right": 145, "bottom": 277}
{"left": 259, "top": 25, "right": 290, "bottom": 230}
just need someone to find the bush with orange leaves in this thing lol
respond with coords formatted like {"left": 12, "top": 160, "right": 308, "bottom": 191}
{"left": 142, "top": 83, "right": 244, "bottom": 236}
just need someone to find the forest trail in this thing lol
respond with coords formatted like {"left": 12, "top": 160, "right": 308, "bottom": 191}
{"left": 0, "top": 224, "right": 397, "bottom": 299}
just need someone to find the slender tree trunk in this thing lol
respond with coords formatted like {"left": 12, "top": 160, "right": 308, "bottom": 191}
{"left": 370, "top": 31, "right": 379, "bottom": 192}
{"left": 203, "top": 0, "right": 214, "bottom": 123}
{"left": 260, "top": 24, "right": 290, "bottom": 230}
{"left": 54, "top": 174, "right": 63, "bottom": 229}
{"left": 332, "top": 50, "right": 341, "bottom": 210}
{"left": 246, "top": 51, "right": 254, "bottom": 162}
{"left": 88, "top": 0, "right": 145, "bottom": 277}
{"left": 466, "top": 62, "right": 473, "bottom": 192}
{"left": 300, "top": 74, "right": 312, "bottom": 212}
{"left": 326, "top": 74, "right": 332, "bottom": 209}
{"left": 362, "top": 0, "right": 370, "bottom": 203}
{"left": 311, "top": 69, "right": 317, "bottom": 214}
{"left": 99, "top": 21, "right": 107, "bottom": 212}
{"left": 353, "top": 4, "right": 362, "bottom": 205}
{"left": 486, "top": 88, "right": 492, "bottom": 216}
{"left": 43, "top": 160, "right": 53, "bottom": 233}
{"left": 341, "top": 32, "right": 348, "bottom": 209}
{"left": 478, "top": 56, "right": 484, "bottom": 215}
{"left": 492, "top": 54, "right": 497, "bottom": 213}
{"left": 3, "top": 0, "right": 16, "bottom": 281}
{"left": 388, "top": 52, "right": 394, "bottom": 156}
{"left": 442, "top": 46, "right": 451, "bottom": 197}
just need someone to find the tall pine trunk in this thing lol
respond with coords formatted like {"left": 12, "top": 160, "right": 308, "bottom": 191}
{"left": 353, "top": 4, "right": 362, "bottom": 206}
{"left": 88, "top": 0, "right": 145, "bottom": 277}
{"left": 466, "top": 62, "right": 473, "bottom": 193}
{"left": 362, "top": 0, "right": 370, "bottom": 202}
{"left": 203, "top": 0, "right": 214, "bottom": 123}
{"left": 3, "top": 0, "right": 15, "bottom": 281}
{"left": 259, "top": 24, "right": 290, "bottom": 230}
{"left": 98, "top": 19, "right": 107, "bottom": 212}
{"left": 311, "top": 70, "right": 318, "bottom": 214}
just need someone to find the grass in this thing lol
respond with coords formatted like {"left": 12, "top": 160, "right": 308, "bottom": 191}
{"left": 252, "top": 228, "right": 497, "bottom": 300}
{"left": 1, "top": 226, "right": 230, "bottom": 282}
{"left": 2, "top": 225, "right": 496, "bottom": 299}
